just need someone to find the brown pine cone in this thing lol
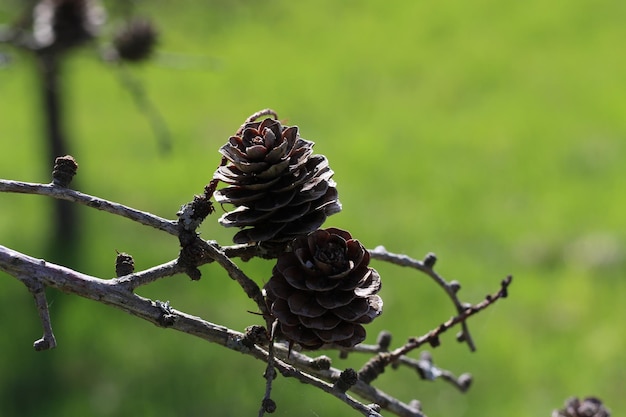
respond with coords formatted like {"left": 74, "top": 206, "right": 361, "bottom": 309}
{"left": 264, "top": 228, "right": 382, "bottom": 349}
{"left": 113, "top": 18, "right": 158, "bottom": 63}
{"left": 33, "top": 0, "right": 105, "bottom": 51}
{"left": 552, "top": 397, "right": 611, "bottom": 417}
{"left": 213, "top": 113, "right": 341, "bottom": 245}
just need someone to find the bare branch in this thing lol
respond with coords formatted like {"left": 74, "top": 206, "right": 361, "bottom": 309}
{"left": 258, "top": 321, "right": 278, "bottom": 417}
{"left": 25, "top": 280, "right": 57, "bottom": 351}
{"left": 343, "top": 333, "right": 472, "bottom": 392}
{"left": 113, "top": 65, "right": 172, "bottom": 153}
{"left": 201, "top": 240, "right": 270, "bottom": 318}
{"left": 357, "top": 276, "right": 512, "bottom": 385}
{"left": 265, "top": 349, "right": 386, "bottom": 417}
{"left": 0, "top": 245, "right": 388, "bottom": 416}
{"left": 0, "top": 245, "right": 235, "bottom": 344}
{"left": 0, "top": 170, "right": 512, "bottom": 417}
{"left": 271, "top": 346, "right": 426, "bottom": 417}
{"left": 399, "top": 351, "right": 473, "bottom": 393}
{"left": 237, "top": 108, "right": 279, "bottom": 135}
{"left": 0, "top": 179, "right": 178, "bottom": 235}
{"left": 112, "top": 259, "right": 182, "bottom": 290}
{"left": 392, "top": 275, "right": 511, "bottom": 359}
{"left": 369, "top": 246, "right": 477, "bottom": 351}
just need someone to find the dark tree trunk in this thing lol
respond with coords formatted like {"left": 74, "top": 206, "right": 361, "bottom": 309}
{"left": 37, "top": 52, "right": 80, "bottom": 263}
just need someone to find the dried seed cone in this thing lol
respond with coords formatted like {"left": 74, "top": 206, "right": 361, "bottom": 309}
{"left": 552, "top": 397, "right": 611, "bottom": 417}
{"left": 213, "top": 115, "right": 341, "bottom": 245}
{"left": 115, "top": 252, "right": 134, "bottom": 277}
{"left": 264, "top": 228, "right": 383, "bottom": 349}
{"left": 52, "top": 154, "right": 78, "bottom": 187}
{"left": 113, "top": 18, "right": 158, "bottom": 62}
{"left": 33, "top": 0, "right": 105, "bottom": 50}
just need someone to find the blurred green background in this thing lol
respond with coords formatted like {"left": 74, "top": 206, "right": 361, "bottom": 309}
{"left": 1, "top": 0, "right": 625, "bottom": 416}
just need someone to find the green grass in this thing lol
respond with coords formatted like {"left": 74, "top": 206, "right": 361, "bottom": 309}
{"left": 1, "top": 1, "right": 625, "bottom": 416}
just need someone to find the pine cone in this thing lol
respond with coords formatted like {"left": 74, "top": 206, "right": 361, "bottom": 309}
{"left": 113, "top": 18, "right": 158, "bottom": 63}
{"left": 264, "top": 228, "right": 382, "bottom": 349}
{"left": 553, "top": 397, "right": 611, "bottom": 417}
{"left": 213, "top": 113, "right": 341, "bottom": 245}
{"left": 33, "top": 0, "right": 105, "bottom": 51}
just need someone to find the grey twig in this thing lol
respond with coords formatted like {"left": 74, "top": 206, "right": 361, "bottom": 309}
{"left": 113, "top": 65, "right": 172, "bottom": 153}
{"left": 263, "top": 347, "right": 386, "bottom": 417}
{"left": 258, "top": 320, "right": 278, "bottom": 417}
{"left": 357, "top": 276, "right": 512, "bottom": 385}
{"left": 345, "top": 333, "right": 472, "bottom": 393}
{"left": 399, "top": 351, "right": 473, "bottom": 393}
{"left": 0, "top": 244, "right": 252, "bottom": 348}
{"left": 392, "top": 275, "right": 511, "bottom": 358}
{"left": 0, "top": 179, "right": 179, "bottom": 235}
{"left": 369, "top": 246, "right": 477, "bottom": 351}
{"left": 275, "top": 346, "right": 425, "bottom": 417}
{"left": 112, "top": 259, "right": 182, "bottom": 290}
{"left": 201, "top": 240, "right": 270, "bottom": 318}
{"left": 25, "top": 280, "right": 57, "bottom": 351}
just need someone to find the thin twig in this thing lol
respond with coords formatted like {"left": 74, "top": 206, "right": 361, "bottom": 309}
{"left": 0, "top": 179, "right": 178, "bottom": 235}
{"left": 349, "top": 339, "right": 472, "bottom": 393}
{"left": 114, "top": 65, "right": 172, "bottom": 153}
{"left": 357, "top": 276, "right": 512, "bottom": 385}
{"left": 0, "top": 181, "right": 267, "bottom": 301}
{"left": 272, "top": 345, "right": 426, "bottom": 417}
{"left": 398, "top": 352, "right": 472, "bottom": 393}
{"left": 201, "top": 240, "right": 269, "bottom": 317}
{"left": 25, "top": 280, "right": 57, "bottom": 351}
{"left": 261, "top": 347, "right": 385, "bottom": 417}
{"left": 0, "top": 244, "right": 250, "bottom": 347}
{"left": 236, "top": 109, "right": 279, "bottom": 135}
{"left": 369, "top": 246, "right": 476, "bottom": 351}
{"left": 392, "top": 275, "right": 511, "bottom": 359}
{"left": 258, "top": 320, "right": 278, "bottom": 417}
{"left": 112, "top": 259, "right": 182, "bottom": 290}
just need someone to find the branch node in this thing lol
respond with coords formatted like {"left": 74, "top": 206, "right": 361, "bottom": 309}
{"left": 259, "top": 323, "right": 278, "bottom": 417}
{"left": 261, "top": 397, "right": 276, "bottom": 414}
{"left": 242, "top": 325, "right": 269, "bottom": 349}
{"left": 177, "top": 235, "right": 206, "bottom": 280}
{"left": 500, "top": 275, "right": 512, "bottom": 298}
{"left": 177, "top": 194, "right": 214, "bottom": 233}
{"left": 333, "top": 368, "right": 358, "bottom": 393}
{"left": 415, "top": 351, "right": 441, "bottom": 381}
{"left": 33, "top": 337, "right": 54, "bottom": 351}
{"left": 52, "top": 155, "right": 78, "bottom": 187}
{"left": 310, "top": 355, "right": 332, "bottom": 371}
{"left": 457, "top": 372, "right": 473, "bottom": 392}
{"left": 115, "top": 251, "right": 135, "bottom": 277}
{"left": 408, "top": 400, "right": 423, "bottom": 414}
{"left": 428, "top": 333, "right": 441, "bottom": 348}
{"left": 449, "top": 280, "right": 461, "bottom": 293}
{"left": 28, "top": 283, "right": 57, "bottom": 351}
{"left": 358, "top": 353, "right": 390, "bottom": 384}
{"left": 376, "top": 330, "right": 392, "bottom": 351}
{"left": 155, "top": 300, "right": 176, "bottom": 327}
{"left": 423, "top": 252, "right": 437, "bottom": 268}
